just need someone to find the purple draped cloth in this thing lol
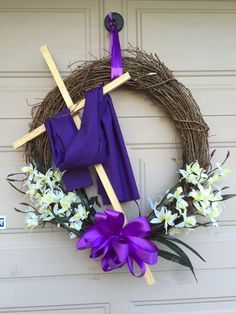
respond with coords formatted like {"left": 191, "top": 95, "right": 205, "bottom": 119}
{"left": 77, "top": 209, "right": 158, "bottom": 277}
{"left": 44, "top": 85, "right": 140, "bottom": 204}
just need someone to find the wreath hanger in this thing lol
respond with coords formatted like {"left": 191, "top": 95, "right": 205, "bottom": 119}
{"left": 12, "top": 45, "right": 155, "bottom": 285}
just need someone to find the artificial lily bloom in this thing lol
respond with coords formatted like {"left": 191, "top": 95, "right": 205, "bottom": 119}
{"left": 22, "top": 163, "right": 34, "bottom": 173}
{"left": 205, "top": 202, "right": 222, "bottom": 226}
{"left": 53, "top": 170, "right": 63, "bottom": 182}
{"left": 179, "top": 161, "right": 208, "bottom": 185}
{"left": 74, "top": 204, "right": 88, "bottom": 220}
{"left": 69, "top": 216, "right": 83, "bottom": 231}
{"left": 70, "top": 217, "right": 83, "bottom": 231}
{"left": 53, "top": 203, "right": 69, "bottom": 217}
{"left": 189, "top": 184, "right": 223, "bottom": 204}
{"left": 193, "top": 200, "right": 208, "bottom": 216}
{"left": 167, "top": 186, "right": 184, "bottom": 200}
{"left": 176, "top": 198, "right": 188, "bottom": 212}
{"left": 67, "top": 205, "right": 89, "bottom": 232}
{"left": 60, "top": 192, "right": 77, "bottom": 211}
{"left": 25, "top": 211, "right": 39, "bottom": 228}
{"left": 175, "top": 211, "right": 196, "bottom": 228}
{"left": 40, "top": 169, "right": 56, "bottom": 188}
{"left": 38, "top": 206, "right": 54, "bottom": 221}
{"left": 193, "top": 198, "right": 222, "bottom": 226}
{"left": 167, "top": 186, "right": 188, "bottom": 212}
{"left": 150, "top": 206, "right": 178, "bottom": 233}
{"left": 208, "top": 163, "right": 232, "bottom": 185}
{"left": 37, "top": 190, "right": 59, "bottom": 208}
{"left": 25, "top": 181, "right": 43, "bottom": 200}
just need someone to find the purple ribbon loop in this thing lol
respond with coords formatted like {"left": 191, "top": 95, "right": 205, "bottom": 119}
{"left": 77, "top": 209, "right": 158, "bottom": 277}
{"left": 109, "top": 13, "right": 123, "bottom": 79}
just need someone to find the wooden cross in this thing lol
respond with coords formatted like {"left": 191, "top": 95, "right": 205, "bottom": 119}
{"left": 13, "top": 45, "right": 155, "bottom": 285}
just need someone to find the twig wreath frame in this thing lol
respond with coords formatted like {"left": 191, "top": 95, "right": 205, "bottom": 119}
{"left": 26, "top": 47, "right": 210, "bottom": 170}
{"left": 9, "top": 46, "right": 234, "bottom": 284}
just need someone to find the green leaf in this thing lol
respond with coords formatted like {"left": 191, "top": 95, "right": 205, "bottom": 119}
{"left": 14, "top": 207, "right": 27, "bottom": 214}
{"left": 221, "top": 194, "right": 236, "bottom": 201}
{"left": 158, "top": 249, "right": 188, "bottom": 266}
{"left": 221, "top": 150, "right": 230, "bottom": 167}
{"left": 154, "top": 235, "right": 197, "bottom": 281}
{"left": 158, "top": 249, "right": 197, "bottom": 281}
{"left": 164, "top": 235, "right": 206, "bottom": 262}
{"left": 7, "top": 172, "right": 24, "bottom": 177}
{"left": 7, "top": 180, "right": 25, "bottom": 194}
{"left": 210, "top": 149, "right": 216, "bottom": 159}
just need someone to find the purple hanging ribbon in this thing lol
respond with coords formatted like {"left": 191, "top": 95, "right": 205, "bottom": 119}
{"left": 109, "top": 12, "right": 123, "bottom": 79}
{"left": 77, "top": 209, "right": 158, "bottom": 277}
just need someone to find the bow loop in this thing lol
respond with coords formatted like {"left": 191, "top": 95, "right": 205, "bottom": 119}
{"left": 122, "top": 216, "right": 151, "bottom": 238}
{"left": 95, "top": 209, "right": 124, "bottom": 237}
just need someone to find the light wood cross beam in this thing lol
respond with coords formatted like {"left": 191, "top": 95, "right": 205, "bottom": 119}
{"left": 13, "top": 45, "right": 155, "bottom": 285}
{"left": 13, "top": 72, "right": 131, "bottom": 149}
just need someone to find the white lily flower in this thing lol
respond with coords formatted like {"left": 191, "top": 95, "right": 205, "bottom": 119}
{"left": 53, "top": 170, "right": 62, "bottom": 182}
{"left": 44, "top": 169, "right": 56, "bottom": 186}
{"left": 60, "top": 192, "right": 77, "bottom": 210}
{"left": 26, "top": 185, "right": 38, "bottom": 198}
{"left": 175, "top": 212, "right": 196, "bottom": 228}
{"left": 150, "top": 206, "right": 178, "bottom": 233}
{"left": 167, "top": 186, "right": 183, "bottom": 200}
{"left": 53, "top": 203, "right": 66, "bottom": 217}
{"left": 40, "top": 210, "right": 54, "bottom": 221}
{"left": 167, "top": 186, "right": 188, "bottom": 212}
{"left": 208, "top": 173, "right": 221, "bottom": 185}
{"left": 207, "top": 164, "right": 232, "bottom": 187}
{"left": 54, "top": 193, "right": 78, "bottom": 216}
{"left": 69, "top": 219, "right": 83, "bottom": 231}
{"left": 39, "top": 193, "right": 56, "bottom": 206}
{"left": 176, "top": 198, "right": 188, "bottom": 212}
{"left": 205, "top": 202, "right": 222, "bottom": 226}
{"left": 189, "top": 184, "right": 222, "bottom": 204}
{"left": 25, "top": 212, "right": 39, "bottom": 228}
{"left": 193, "top": 198, "right": 222, "bottom": 226}
{"left": 74, "top": 204, "right": 88, "bottom": 220}
{"left": 22, "top": 164, "right": 34, "bottom": 175}
{"left": 193, "top": 200, "right": 208, "bottom": 215}
{"left": 179, "top": 161, "right": 208, "bottom": 185}
{"left": 53, "top": 206, "right": 68, "bottom": 216}
{"left": 190, "top": 184, "right": 223, "bottom": 219}
{"left": 215, "top": 163, "right": 232, "bottom": 175}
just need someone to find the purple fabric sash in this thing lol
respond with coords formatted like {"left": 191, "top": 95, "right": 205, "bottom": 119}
{"left": 44, "top": 86, "right": 140, "bottom": 204}
{"left": 77, "top": 209, "right": 158, "bottom": 277}
{"left": 109, "top": 13, "right": 123, "bottom": 79}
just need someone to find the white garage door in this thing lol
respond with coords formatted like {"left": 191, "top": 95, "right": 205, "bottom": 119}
{"left": 0, "top": 0, "right": 236, "bottom": 313}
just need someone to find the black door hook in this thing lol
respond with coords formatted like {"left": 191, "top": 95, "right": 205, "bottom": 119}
{"left": 104, "top": 12, "right": 124, "bottom": 32}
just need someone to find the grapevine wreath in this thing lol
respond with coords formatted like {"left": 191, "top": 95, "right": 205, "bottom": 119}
{"left": 8, "top": 47, "right": 234, "bottom": 284}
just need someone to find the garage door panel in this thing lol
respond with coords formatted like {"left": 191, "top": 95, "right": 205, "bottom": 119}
{"left": 126, "top": 1, "right": 236, "bottom": 71}
{"left": 0, "top": 0, "right": 100, "bottom": 73}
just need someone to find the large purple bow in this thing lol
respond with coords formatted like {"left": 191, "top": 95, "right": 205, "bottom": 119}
{"left": 77, "top": 209, "right": 158, "bottom": 277}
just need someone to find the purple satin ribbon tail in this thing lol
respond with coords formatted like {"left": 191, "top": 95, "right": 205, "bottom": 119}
{"left": 109, "top": 12, "right": 123, "bottom": 79}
